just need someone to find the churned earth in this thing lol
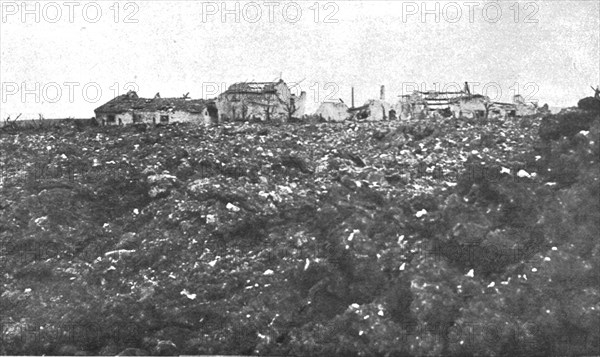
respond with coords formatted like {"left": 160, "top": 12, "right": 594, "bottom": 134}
{"left": 1, "top": 110, "right": 598, "bottom": 356}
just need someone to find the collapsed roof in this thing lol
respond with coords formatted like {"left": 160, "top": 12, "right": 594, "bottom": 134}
{"left": 95, "top": 91, "right": 211, "bottom": 114}
{"left": 399, "top": 90, "right": 490, "bottom": 111}
{"left": 223, "top": 80, "right": 285, "bottom": 95}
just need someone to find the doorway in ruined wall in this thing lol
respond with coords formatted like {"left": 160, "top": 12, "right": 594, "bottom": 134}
{"left": 389, "top": 109, "right": 397, "bottom": 120}
{"left": 206, "top": 104, "right": 219, "bottom": 123}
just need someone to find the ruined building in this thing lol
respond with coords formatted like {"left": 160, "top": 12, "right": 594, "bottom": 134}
{"left": 315, "top": 99, "right": 350, "bottom": 122}
{"left": 512, "top": 94, "right": 539, "bottom": 116}
{"left": 397, "top": 90, "right": 490, "bottom": 120}
{"left": 94, "top": 91, "right": 218, "bottom": 126}
{"left": 216, "top": 79, "right": 306, "bottom": 122}
{"left": 348, "top": 85, "right": 393, "bottom": 121}
{"left": 395, "top": 82, "right": 542, "bottom": 120}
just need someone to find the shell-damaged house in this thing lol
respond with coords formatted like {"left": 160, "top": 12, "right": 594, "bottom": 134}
{"left": 397, "top": 90, "right": 490, "bottom": 119}
{"left": 487, "top": 95, "right": 540, "bottom": 119}
{"left": 448, "top": 94, "right": 490, "bottom": 119}
{"left": 216, "top": 79, "right": 306, "bottom": 122}
{"left": 396, "top": 82, "right": 542, "bottom": 120}
{"left": 349, "top": 99, "right": 392, "bottom": 121}
{"left": 347, "top": 85, "right": 394, "bottom": 121}
{"left": 315, "top": 99, "right": 350, "bottom": 122}
{"left": 94, "top": 91, "right": 218, "bottom": 126}
{"left": 512, "top": 94, "right": 539, "bottom": 116}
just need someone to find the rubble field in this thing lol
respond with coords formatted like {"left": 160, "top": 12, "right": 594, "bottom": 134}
{"left": 1, "top": 111, "right": 599, "bottom": 356}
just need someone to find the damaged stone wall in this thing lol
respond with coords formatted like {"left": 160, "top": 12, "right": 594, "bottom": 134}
{"left": 315, "top": 101, "right": 350, "bottom": 122}
{"left": 216, "top": 81, "right": 306, "bottom": 122}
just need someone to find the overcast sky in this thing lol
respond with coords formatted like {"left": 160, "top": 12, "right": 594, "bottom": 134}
{"left": 1, "top": 0, "right": 598, "bottom": 119}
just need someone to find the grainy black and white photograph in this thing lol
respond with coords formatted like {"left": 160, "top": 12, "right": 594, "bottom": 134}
{"left": 1, "top": 1, "right": 599, "bottom": 356}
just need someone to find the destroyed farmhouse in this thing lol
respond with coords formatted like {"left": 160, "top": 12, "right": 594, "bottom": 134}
{"left": 94, "top": 91, "right": 219, "bottom": 126}
{"left": 397, "top": 90, "right": 489, "bottom": 120}
{"left": 216, "top": 79, "right": 306, "bottom": 122}
{"left": 395, "top": 84, "right": 539, "bottom": 120}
